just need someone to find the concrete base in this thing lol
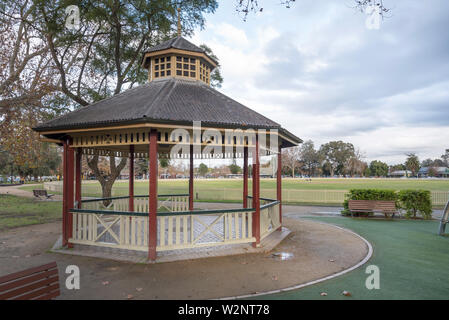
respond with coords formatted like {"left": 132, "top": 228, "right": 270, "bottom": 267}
{"left": 51, "top": 227, "right": 291, "bottom": 264}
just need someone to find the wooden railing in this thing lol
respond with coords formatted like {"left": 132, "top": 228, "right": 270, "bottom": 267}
{"left": 69, "top": 196, "right": 280, "bottom": 253}
{"left": 157, "top": 208, "right": 255, "bottom": 251}
{"left": 260, "top": 200, "right": 281, "bottom": 239}
{"left": 248, "top": 196, "right": 281, "bottom": 240}
{"left": 80, "top": 194, "right": 189, "bottom": 213}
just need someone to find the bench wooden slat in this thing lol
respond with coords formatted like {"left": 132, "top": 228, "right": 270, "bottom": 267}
{"left": 14, "top": 283, "right": 60, "bottom": 300}
{"left": 0, "top": 269, "right": 58, "bottom": 292}
{"left": 34, "top": 289, "right": 61, "bottom": 300}
{"left": 0, "top": 262, "right": 57, "bottom": 284}
{"left": 0, "top": 275, "right": 59, "bottom": 300}
{"left": 348, "top": 200, "right": 397, "bottom": 217}
{"left": 32, "top": 189, "right": 54, "bottom": 199}
{"left": 0, "top": 262, "right": 59, "bottom": 300}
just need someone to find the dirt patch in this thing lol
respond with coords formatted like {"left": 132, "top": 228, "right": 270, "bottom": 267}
{"left": 0, "top": 217, "right": 368, "bottom": 299}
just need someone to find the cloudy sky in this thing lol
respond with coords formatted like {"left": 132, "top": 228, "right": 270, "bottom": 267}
{"left": 187, "top": 0, "right": 449, "bottom": 165}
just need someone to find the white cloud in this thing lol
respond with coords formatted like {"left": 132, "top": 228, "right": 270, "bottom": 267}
{"left": 190, "top": 1, "right": 449, "bottom": 164}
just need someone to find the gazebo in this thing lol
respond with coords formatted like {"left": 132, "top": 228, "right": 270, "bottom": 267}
{"left": 33, "top": 34, "right": 301, "bottom": 261}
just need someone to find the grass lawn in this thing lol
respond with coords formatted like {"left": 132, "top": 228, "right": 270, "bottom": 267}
{"left": 259, "top": 217, "right": 449, "bottom": 300}
{"left": 0, "top": 195, "right": 62, "bottom": 230}
{"left": 21, "top": 178, "right": 449, "bottom": 206}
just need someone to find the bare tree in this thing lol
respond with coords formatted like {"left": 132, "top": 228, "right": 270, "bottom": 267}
{"left": 282, "top": 146, "right": 301, "bottom": 177}
{"left": 235, "top": 0, "right": 390, "bottom": 20}
{"left": 345, "top": 148, "right": 367, "bottom": 177}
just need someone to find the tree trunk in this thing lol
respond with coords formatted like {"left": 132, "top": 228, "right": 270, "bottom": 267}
{"left": 87, "top": 155, "right": 127, "bottom": 207}
{"left": 100, "top": 180, "right": 115, "bottom": 207}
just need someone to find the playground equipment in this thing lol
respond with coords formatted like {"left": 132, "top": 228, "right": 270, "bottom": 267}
{"left": 438, "top": 199, "right": 449, "bottom": 235}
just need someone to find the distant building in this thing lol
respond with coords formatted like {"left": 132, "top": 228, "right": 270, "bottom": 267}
{"left": 388, "top": 170, "right": 411, "bottom": 177}
{"left": 418, "top": 167, "right": 449, "bottom": 178}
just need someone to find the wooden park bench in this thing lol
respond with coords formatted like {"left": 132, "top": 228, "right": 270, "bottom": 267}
{"left": 348, "top": 200, "right": 398, "bottom": 218}
{"left": 33, "top": 189, "right": 54, "bottom": 200}
{"left": 0, "top": 262, "right": 60, "bottom": 300}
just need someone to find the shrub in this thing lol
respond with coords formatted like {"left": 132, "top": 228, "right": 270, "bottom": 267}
{"left": 398, "top": 190, "right": 432, "bottom": 219}
{"left": 342, "top": 189, "right": 398, "bottom": 216}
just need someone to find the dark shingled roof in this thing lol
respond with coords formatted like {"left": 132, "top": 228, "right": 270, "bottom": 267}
{"left": 145, "top": 36, "right": 204, "bottom": 54}
{"left": 34, "top": 78, "right": 301, "bottom": 144}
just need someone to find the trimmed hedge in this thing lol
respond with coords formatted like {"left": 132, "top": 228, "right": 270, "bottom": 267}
{"left": 341, "top": 188, "right": 432, "bottom": 219}
{"left": 342, "top": 189, "right": 398, "bottom": 216}
{"left": 398, "top": 190, "right": 432, "bottom": 219}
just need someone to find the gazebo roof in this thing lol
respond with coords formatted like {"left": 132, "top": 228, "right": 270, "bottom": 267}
{"left": 142, "top": 36, "right": 218, "bottom": 68}
{"left": 145, "top": 36, "right": 204, "bottom": 54}
{"left": 34, "top": 77, "right": 301, "bottom": 146}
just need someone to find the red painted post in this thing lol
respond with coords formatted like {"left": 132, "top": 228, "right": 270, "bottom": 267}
{"left": 66, "top": 141, "right": 75, "bottom": 248}
{"left": 75, "top": 148, "right": 82, "bottom": 209}
{"left": 189, "top": 143, "right": 194, "bottom": 211}
{"left": 129, "top": 145, "right": 135, "bottom": 212}
{"left": 277, "top": 144, "right": 282, "bottom": 229}
{"left": 243, "top": 146, "right": 248, "bottom": 208}
{"left": 252, "top": 136, "right": 260, "bottom": 247}
{"left": 62, "top": 141, "right": 68, "bottom": 247}
{"left": 148, "top": 130, "right": 158, "bottom": 261}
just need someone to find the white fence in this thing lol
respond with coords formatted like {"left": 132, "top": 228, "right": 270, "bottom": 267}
{"left": 69, "top": 208, "right": 258, "bottom": 252}
{"left": 44, "top": 181, "right": 449, "bottom": 206}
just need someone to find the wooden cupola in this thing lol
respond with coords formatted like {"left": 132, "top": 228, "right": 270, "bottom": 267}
{"left": 141, "top": 10, "right": 217, "bottom": 86}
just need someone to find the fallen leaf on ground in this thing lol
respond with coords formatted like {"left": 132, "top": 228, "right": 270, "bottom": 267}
{"left": 320, "top": 292, "right": 328, "bottom": 296}
{"left": 136, "top": 288, "right": 143, "bottom": 292}
{"left": 102, "top": 281, "right": 109, "bottom": 286}
{"left": 329, "top": 259, "right": 335, "bottom": 262}
{"left": 342, "top": 290, "right": 351, "bottom": 297}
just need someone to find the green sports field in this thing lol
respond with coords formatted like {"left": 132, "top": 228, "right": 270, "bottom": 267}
{"left": 22, "top": 178, "right": 449, "bottom": 206}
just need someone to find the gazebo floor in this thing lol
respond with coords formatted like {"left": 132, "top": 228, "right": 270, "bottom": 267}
{"left": 51, "top": 227, "right": 291, "bottom": 264}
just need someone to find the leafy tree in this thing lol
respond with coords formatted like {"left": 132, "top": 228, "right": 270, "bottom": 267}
{"left": 0, "top": 106, "right": 61, "bottom": 180}
{"left": 198, "top": 163, "right": 208, "bottom": 176}
{"left": 135, "top": 158, "right": 148, "bottom": 177}
{"left": 3, "top": 0, "right": 219, "bottom": 199}
{"left": 405, "top": 153, "right": 420, "bottom": 177}
{"left": 398, "top": 190, "right": 432, "bottom": 219}
{"left": 421, "top": 158, "right": 445, "bottom": 168}
{"left": 299, "top": 140, "right": 321, "bottom": 176}
{"left": 442, "top": 149, "right": 449, "bottom": 166}
{"left": 390, "top": 163, "right": 406, "bottom": 172}
{"left": 369, "top": 160, "right": 388, "bottom": 177}
{"left": 228, "top": 162, "right": 241, "bottom": 174}
{"left": 319, "top": 141, "right": 355, "bottom": 176}
{"left": 199, "top": 44, "right": 223, "bottom": 88}
{"left": 363, "top": 167, "right": 371, "bottom": 177}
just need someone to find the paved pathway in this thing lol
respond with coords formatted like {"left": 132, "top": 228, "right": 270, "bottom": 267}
{"left": 0, "top": 184, "right": 63, "bottom": 201}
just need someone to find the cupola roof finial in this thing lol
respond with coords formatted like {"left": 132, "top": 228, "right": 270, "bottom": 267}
{"left": 177, "top": 7, "right": 181, "bottom": 37}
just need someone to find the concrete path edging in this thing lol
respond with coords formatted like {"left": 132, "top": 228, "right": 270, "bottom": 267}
{"left": 218, "top": 219, "right": 373, "bottom": 300}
